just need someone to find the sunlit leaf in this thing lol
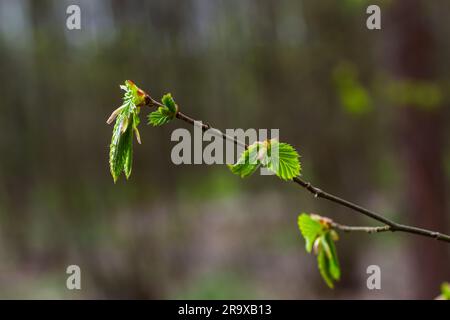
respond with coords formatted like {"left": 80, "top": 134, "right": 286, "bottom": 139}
{"left": 229, "top": 140, "right": 300, "bottom": 181}
{"left": 110, "top": 112, "right": 134, "bottom": 182}
{"left": 148, "top": 106, "right": 175, "bottom": 126}
{"left": 317, "top": 247, "right": 334, "bottom": 289}
{"left": 266, "top": 141, "right": 301, "bottom": 180}
{"left": 122, "top": 125, "right": 133, "bottom": 179}
{"left": 297, "top": 213, "right": 323, "bottom": 253}
{"left": 322, "top": 233, "right": 341, "bottom": 281}
{"left": 228, "top": 141, "right": 266, "bottom": 178}
{"left": 147, "top": 93, "right": 178, "bottom": 126}
{"left": 108, "top": 80, "right": 145, "bottom": 182}
{"left": 161, "top": 93, "right": 177, "bottom": 113}
{"left": 297, "top": 213, "right": 341, "bottom": 288}
{"left": 124, "top": 80, "right": 147, "bottom": 107}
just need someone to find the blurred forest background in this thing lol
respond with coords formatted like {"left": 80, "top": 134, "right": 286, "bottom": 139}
{"left": 0, "top": 0, "right": 449, "bottom": 299}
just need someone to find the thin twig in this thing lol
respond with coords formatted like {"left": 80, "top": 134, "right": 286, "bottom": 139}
{"left": 330, "top": 222, "right": 391, "bottom": 234}
{"left": 145, "top": 95, "right": 450, "bottom": 243}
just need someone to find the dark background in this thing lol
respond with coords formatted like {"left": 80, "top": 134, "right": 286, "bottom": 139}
{"left": 0, "top": 0, "right": 449, "bottom": 299}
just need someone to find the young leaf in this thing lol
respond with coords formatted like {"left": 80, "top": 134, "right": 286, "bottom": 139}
{"left": 148, "top": 106, "right": 175, "bottom": 126}
{"left": 110, "top": 114, "right": 126, "bottom": 182}
{"left": 148, "top": 93, "right": 178, "bottom": 127}
{"left": 297, "top": 213, "right": 341, "bottom": 288}
{"left": 228, "top": 139, "right": 301, "bottom": 180}
{"left": 266, "top": 141, "right": 301, "bottom": 180}
{"left": 297, "top": 213, "right": 324, "bottom": 253}
{"left": 110, "top": 113, "right": 134, "bottom": 182}
{"left": 315, "top": 233, "right": 340, "bottom": 288}
{"left": 317, "top": 247, "right": 334, "bottom": 289}
{"left": 325, "top": 231, "right": 341, "bottom": 280}
{"left": 108, "top": 80, "right": 145, "bottom": 182}
{"left": 122, "top": 124, "right": 134, "bottom": 179}
{"left": 228, "top": 142, "right": 266, "bottom": 178}
{"left": 124, "top": 80, "right": 147, "bottom": 107}
{"left": 161, "top": 93, "right": 177, "bottom": 113}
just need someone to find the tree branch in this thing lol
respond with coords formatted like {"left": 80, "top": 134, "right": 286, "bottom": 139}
{"left": 146, "top": 96, "right": 450, "bottom": 243}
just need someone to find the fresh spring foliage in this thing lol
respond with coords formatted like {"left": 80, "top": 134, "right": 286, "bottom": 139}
{"left": 148, "top": 93, "right": 178, "bottom": 126}
{"left": 107, "top": 80, "right": 147, "bottom": 182}
{"left": 108, "top": 81, "right": 340, "bottom": 289}
{"left": 108, "top": 82, "right": 179, "bottom": 182}
{"left": 228, "top": 140, "right": 301, "bottom": 181}
{"left": 298, "top": 213, "right": 341, "bottom": 288}
{"left": 107, "top": 81, "right": 450, "bottom": 292}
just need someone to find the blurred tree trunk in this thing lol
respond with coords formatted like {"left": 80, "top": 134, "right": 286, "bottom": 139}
{"left": 386, "top": 0, "right": 449, "bottom": 298}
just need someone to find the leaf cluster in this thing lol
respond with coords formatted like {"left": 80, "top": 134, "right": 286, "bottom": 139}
{"left": 107, "top": 80, "right": 145, "bottom": 182}
{"left": 228, "top": 139, "right": 301, "bottom": 181}
{"left": 148, "top": 93, "right": 178, "bottom": 126}
{"left": 298, "top": 213, "right": 341, "bottom": 288}
{"left": 107, "top": 81, "right": 344, "bottom": 290}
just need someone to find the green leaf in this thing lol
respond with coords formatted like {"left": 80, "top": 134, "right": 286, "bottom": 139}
{"left": 297, "top": 213, "right": 323, "bottom": 253}
{"left": 148, "top": 93, "right": 178, "bottom": 126}
{"left": 266, "top": 141, "right": 301, "bottom": 180}
{"left": 228, "top": 139, "right": 301, "bottom": 181}
{"left": 325, "top": 230, "right": 341, "bottom": 280}
{"left": 316, "top": 233, "right": 340, "bottom": 288}
{"left": 297, "top": 213, "right": 340, "bottom": 288}
{"left": 317, "top": 248, "right": 334, "bottom": 289}
{"left": 108, "top": 80, "right": 145, "bottom": 182}
{"left": 109, "top": 112, "right": 134, "bottom": 182}
{"left": 148, "top": 106, "right": 175, "bottom": 126}
{"left": 122, "top": 124, "right": 133, "bottom": 179}
{"left": 228, "top": 142, "right": 266, "bottom": 178}
{"left": 441, "top": 282, "right": 450, "bottom": 300}
{"left": 161, "top": 93, "right": 177, "bottom": 113}
{"left": 123, "top": 80, "right": 147, "bottom": 106}
{"left": 322, "top": 233, "right": 341, "bottom": 281}
{"left": 110, "top": 114, "right": 125, "bottom": 182}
